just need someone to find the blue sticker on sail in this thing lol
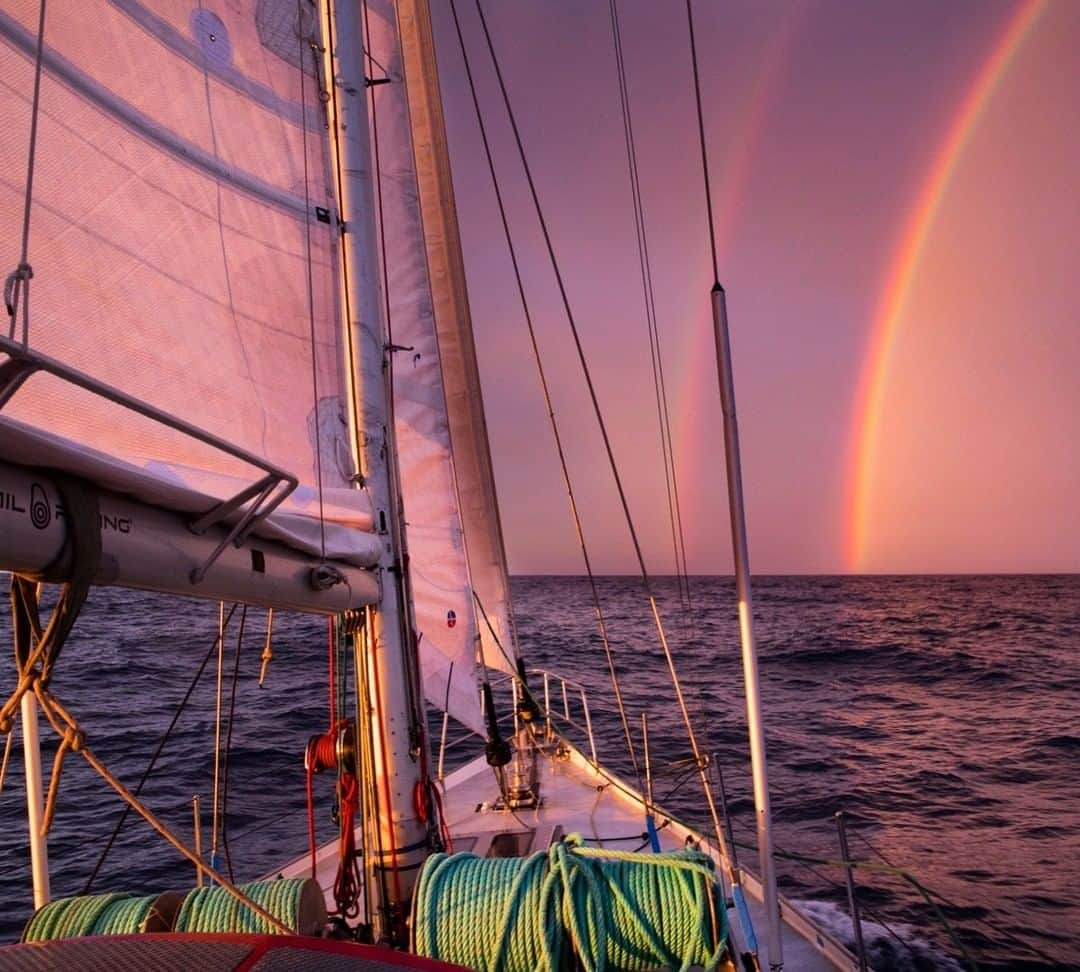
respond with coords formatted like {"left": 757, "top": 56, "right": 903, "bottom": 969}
{"left": 191, "top": 9, "right": 233, "bottom": 68}
{"left": 447, "top": 609, "right": 456, "bottom": 629}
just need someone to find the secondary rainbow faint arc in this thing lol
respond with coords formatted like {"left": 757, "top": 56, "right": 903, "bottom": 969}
{"left": 671, "top": 3, "right": 806, "bottom": 509}
{"left": 843, "top": 0, "right": 1049, "bottom": 572}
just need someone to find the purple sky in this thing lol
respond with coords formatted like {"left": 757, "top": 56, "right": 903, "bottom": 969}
{"left": 428, "top": 0, "right": 1079, "bottom": 575}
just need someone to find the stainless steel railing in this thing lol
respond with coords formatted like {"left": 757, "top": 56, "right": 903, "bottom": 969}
{"left": 435, "top": 665, "right": 601, "bottom": 780}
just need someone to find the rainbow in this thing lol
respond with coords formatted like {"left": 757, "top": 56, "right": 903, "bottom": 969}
{"left": 843, "top": 0, "right": 1048, "bottom": 572}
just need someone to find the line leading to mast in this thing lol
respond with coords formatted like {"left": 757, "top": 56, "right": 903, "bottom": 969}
{"left": 449, "top": 0, "right": 641, "bottom": 784}
{"left": 685, "top": 1, "right": 783, "bottom": 965}
{"left": 467, "top": 0, "right": 736, "bottom": 881}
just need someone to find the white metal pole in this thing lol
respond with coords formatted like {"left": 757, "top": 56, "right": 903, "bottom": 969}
{"left": 710, "top": 283, "right": 782, "bottom": 970}
{"left": 322, "top": 0, "right": 430, "bottom": 943}
{"left": 193, "top": 794, "right": 204, "bottom": 888}
{"left": 21, "top": 693, "right": 50, "bottom": 909}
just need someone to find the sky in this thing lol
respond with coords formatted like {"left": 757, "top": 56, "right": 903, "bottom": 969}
{"left": 426, "top": 0, "right": 1080, "bottom": 576}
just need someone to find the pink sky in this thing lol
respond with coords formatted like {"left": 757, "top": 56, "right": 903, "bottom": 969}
{"left": 430, "top": 0, "right": 1080, "bottom": 575}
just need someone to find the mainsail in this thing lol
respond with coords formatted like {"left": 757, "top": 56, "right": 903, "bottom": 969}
{"left": 364, "top": 0, "right": 514, "bottom": 735}
{"left": 0, "top": 0, "right": 378, "bottom": 575}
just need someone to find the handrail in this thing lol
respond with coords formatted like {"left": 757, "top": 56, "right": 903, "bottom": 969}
{"left": 436, "top": 666, "right": 601, "bottom": 774}
{"left": 0, "top": 335, "right": 299, "bottom": 581}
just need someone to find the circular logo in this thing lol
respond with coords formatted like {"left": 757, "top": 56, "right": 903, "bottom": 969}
{"left": 29, "top": 483, "right": 50, "bottom": 530}
{"left": 446, "top": 609, "right": 457, "bottom": 629}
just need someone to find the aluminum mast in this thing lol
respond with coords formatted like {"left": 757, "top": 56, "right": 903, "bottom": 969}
{"left": 322, "top": 0, "right": 432, "bottom": 942}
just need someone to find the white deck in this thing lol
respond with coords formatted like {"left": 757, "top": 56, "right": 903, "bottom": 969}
{"left": 279, "top": 740, "right": 858, "bottom": 971}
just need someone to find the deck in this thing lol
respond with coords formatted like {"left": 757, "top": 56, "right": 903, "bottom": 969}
{"left": 278, "top": 738, "right": 857, "bottom": 971}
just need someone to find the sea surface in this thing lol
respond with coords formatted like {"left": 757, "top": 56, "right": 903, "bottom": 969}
{"left": 0, "top": 574, "right": 1076, "bottom": 970}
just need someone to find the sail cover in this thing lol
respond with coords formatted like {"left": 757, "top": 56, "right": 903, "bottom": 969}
{"left": 364, "top": 0, "right": 514, "bottom": 735}
{"left": 0, "top": 0, "right": 378, "bottom": 567}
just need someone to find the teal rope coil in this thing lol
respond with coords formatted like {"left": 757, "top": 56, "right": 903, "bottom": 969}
{"left": 412, "top": 835, "right": 728, "bottom": 972}
{"left": 175, "top": 878, "right": 308, "bottom": 935}
{"left": 91, "top": 894, "right": 158, "bottom": 935}
{"left": 23, "top": 893, "right": 158, "bottom": 941}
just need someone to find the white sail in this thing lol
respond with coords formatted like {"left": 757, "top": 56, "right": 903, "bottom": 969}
{"left": 364, "top": 0, "right": 514, "bottom": 736}
{"left": 395, "top": 0, "right": 519, "bottom": 679}
{"left": 0, "top": 0, "right": 376, "bottom": 568}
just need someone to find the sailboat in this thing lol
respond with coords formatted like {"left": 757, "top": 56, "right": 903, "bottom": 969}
{"left": 0, "top": 1, "right": 867, "bottom": 969}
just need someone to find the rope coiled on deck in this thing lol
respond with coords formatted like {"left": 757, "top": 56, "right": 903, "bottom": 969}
{"left": 174, "top": 878, "right": 310, "bottom": 935}
{"left": 412, "top": 835, "right": 727, "bottom": 972}
{"left": 23, "top": 878, "right": 320, "bottom": 942}
{"left": 23, "top": 893, "right": 158, "bottom": 941}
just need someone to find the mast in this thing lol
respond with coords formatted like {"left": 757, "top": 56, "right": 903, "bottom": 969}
{"left": 322, "top": 0, "right": 431, "bottom": 941}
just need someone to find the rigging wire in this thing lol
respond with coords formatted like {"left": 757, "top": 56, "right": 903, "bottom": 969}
{"left": 685, "top": 0, "right": 720, "bottom": 286}
{"left": 5, "top": 0, "right": 46, "bottom": 344}
{"left": 83, "top": 603, "right": 239, "bottom": 892}
{"left": 298, "top": 0, "right": 328, "bottom": 561}
{"left": 467, "top": 0, "right": 733, "bottom": 873}
{"left": 607, "top": 0, "right": 695, "bottom": 623}
{"left": 768, "top": 842, "right": 921, "bottom": 966}
{"left": 219, "top": 604, "right": 248, "bottom": 883}
{"left": 771, "top": 845, "right": 979, "bottom": 971}
{"left": 720, "top": 806, "right": 990, "bottom": 972}
{"left": 849, "top": 829, "right": 1059, "bottom": 967}
{"left": 211, "top": 602, "right": 226, "bottom": 866}
{"left": 447, "top": 0, "right": 640, "bottom": 787}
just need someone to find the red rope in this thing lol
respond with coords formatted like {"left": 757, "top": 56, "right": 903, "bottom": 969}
{"left": 304, "top": 727, "right": 340, "bottom": 881}
{"left": 333, "top": 771, "right": 362, "bottom": 917}
{"left": 308, "top": 732, "right": 338, "bottom": 772}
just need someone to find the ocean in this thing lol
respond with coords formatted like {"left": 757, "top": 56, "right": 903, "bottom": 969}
{"left": 0, "top": 574, "right": 1075, "bottom": 970}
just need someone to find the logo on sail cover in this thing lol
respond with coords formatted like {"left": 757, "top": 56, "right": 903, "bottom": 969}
{"left": 446, "top": 609, "right": 456, "bottom": 629}
{"left": 29, "top": 484, "right": 50, "bottom": 530}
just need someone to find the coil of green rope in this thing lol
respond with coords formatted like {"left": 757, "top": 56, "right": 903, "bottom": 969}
{"left": 175, "top": 877, "right": 322, "bottom": 936}
{"left": 412, "top": 834, "right": 728, "bottom": 972}
{"left": 22, "top": 892, "right": 158, "bottom": 941}
{"left": 91, "top": 894, "right": 158, "bottom": 935}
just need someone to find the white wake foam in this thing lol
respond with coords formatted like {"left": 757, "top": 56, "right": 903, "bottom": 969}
{"left": 795, "top": 899, "right": 965, "bottom": 972}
